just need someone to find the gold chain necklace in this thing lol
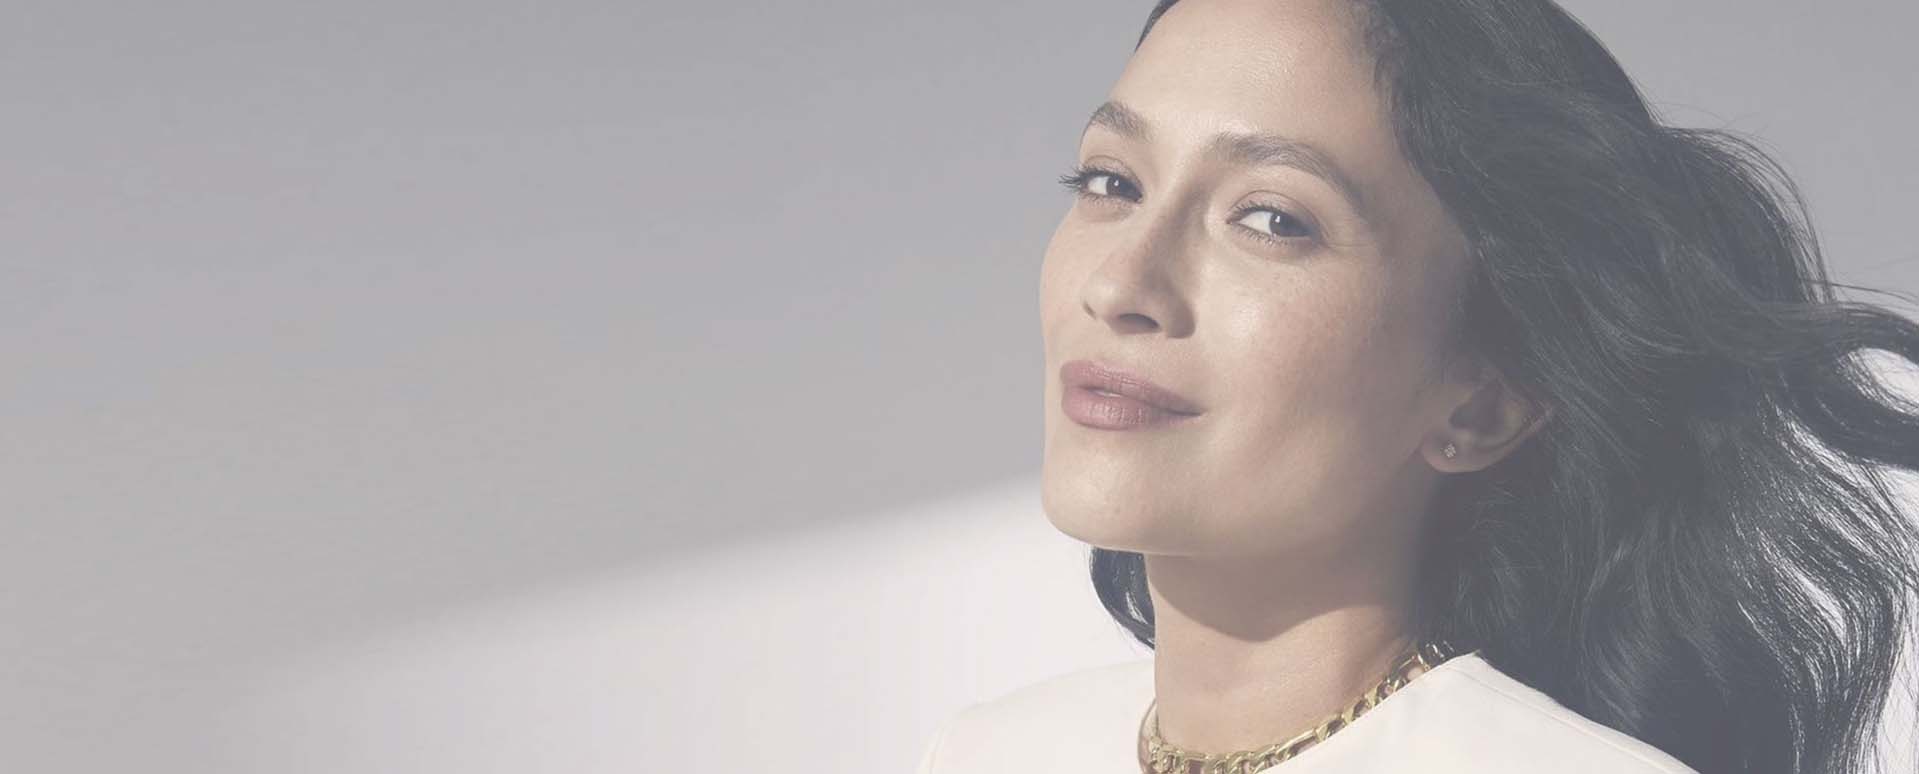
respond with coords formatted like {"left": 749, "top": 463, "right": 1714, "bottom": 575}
{"left": 1137, "top": 640, "right": 1463, "bottom": 774}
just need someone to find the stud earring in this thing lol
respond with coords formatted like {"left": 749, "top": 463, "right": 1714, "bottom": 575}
{"left": 1442, "top": 443, "right": 1457, "bottom": 459}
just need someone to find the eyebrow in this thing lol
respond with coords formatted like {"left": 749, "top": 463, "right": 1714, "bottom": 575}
{"left": 1080, "top": 99, "right": 1373, "bottom": 225}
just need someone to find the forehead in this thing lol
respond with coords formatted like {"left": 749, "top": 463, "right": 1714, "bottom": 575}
{"left": 1113, "top": 0, "right": 1381, "bottom": 128}
{"left": 1109, "top": 0, "right": 1387, "bottom": 173}
{"left": 1101, "top": 0, "right": 1457, "bottom": 257}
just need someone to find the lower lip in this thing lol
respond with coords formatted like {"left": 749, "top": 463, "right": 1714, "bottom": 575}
{"left": 1062, "top": 385, "right": 1201, "bottom": 430}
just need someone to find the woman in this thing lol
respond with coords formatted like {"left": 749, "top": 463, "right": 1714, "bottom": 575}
{"left": 916, "top": 0, "right": 1919, "bottom": 773}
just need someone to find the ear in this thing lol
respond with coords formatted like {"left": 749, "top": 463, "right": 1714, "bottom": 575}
{"left": 1426, "top": 357, "right": 1552, "bottom": 473}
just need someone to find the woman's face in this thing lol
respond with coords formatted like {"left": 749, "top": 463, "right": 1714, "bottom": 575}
{"left": 1039, "top": 0, "right": 1476, "bottom": 560}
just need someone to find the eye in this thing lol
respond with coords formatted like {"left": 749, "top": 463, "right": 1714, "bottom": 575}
{"left": 1056, "top": 163, "right": 1141, "bottom": 203}
{"left": 1230, "top": 204, "right": 1315, "bottom": 244}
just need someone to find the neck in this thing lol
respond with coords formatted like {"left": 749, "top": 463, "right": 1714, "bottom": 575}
{"left": 1144, "top": 542, "right": 1420, "bottom": 755}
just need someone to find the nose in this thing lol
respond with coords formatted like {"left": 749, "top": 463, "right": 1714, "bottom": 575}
{"left": 1078, "top": 208, "right": 1196, "bottom": 337}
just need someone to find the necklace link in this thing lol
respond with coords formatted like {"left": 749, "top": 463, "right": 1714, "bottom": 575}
{"left": 1138, "top": 640, "right": 1463, "bottom": 774}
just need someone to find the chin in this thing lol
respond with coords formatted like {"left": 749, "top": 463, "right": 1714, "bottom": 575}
{"left": 1039, "top": 466, "right": 1175, "bottom": 553}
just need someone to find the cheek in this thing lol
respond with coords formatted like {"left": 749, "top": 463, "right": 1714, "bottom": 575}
{"left": 1210, "top": 270, "right": 1426, "bottom": 484}
{"left": 1037, "top": 219, "right": 1083, "bottom": 351}
{"left": 1182, "top": 282, "right": 1427, "bottom": 553}
{"left": 1221, "top": 271, "right": 1384, "bottom": 404}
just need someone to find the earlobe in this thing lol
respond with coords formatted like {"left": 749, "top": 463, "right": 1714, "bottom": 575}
{"left": 1427, "top": 436, "right": 1467, "bottom": 472}
{"left": 1431, "top": 368, "right": 1551, "bottom": 472}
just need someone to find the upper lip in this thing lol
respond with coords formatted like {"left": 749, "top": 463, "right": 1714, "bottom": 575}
{"left": 1060, "top": 359, "right": 1205, "bottom": 416}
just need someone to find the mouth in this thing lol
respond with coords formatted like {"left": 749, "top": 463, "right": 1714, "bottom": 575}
{"left": 1059, "top": 359, "right": 1204, "bottom": 429}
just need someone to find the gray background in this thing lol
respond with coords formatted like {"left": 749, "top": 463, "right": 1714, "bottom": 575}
{"left": 4, "top": 1, "right": 1916, "bottom": 772}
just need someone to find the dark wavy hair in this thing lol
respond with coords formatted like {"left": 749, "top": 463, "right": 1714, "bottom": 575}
{"left": 1091, "top": 2, "right": 1919, "bottom": 773}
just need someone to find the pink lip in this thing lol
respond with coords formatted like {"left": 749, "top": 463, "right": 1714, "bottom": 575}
{"left": 1059, "top": 359, "right": 1204, "bottom": 430}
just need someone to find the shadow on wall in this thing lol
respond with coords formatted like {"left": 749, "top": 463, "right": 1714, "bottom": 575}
{"left": 195, "top": 476, "right": 1146, "bottom": 774}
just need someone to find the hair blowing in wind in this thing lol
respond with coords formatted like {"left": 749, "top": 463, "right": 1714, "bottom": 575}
{"left": 1090, "top": 2, "right": 1919, "bottom": 773}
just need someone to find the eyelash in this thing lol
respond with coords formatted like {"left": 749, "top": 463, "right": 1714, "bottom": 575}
{"left": 1053, "top": 162, "right": 1316, "bottom": 246}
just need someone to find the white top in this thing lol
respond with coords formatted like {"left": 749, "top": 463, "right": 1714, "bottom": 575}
{"left": 915, "top": 651, "right": 1700, "bottom": 774}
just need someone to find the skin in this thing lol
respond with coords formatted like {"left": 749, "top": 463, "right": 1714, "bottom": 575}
{"left": 1037, "top": 0, "right": 1550, "bottom": 755}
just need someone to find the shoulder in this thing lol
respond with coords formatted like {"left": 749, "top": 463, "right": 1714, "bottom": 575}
{"left": 916, "top": 658, "right": 1153, "bottom": 774}
{"left": 1309, "top": 651, "right": 1701, "bottom": 774}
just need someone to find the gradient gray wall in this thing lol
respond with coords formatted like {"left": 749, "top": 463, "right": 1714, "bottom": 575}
{"left": 4, "top": 1, "right": 1915, "bottom": 772}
